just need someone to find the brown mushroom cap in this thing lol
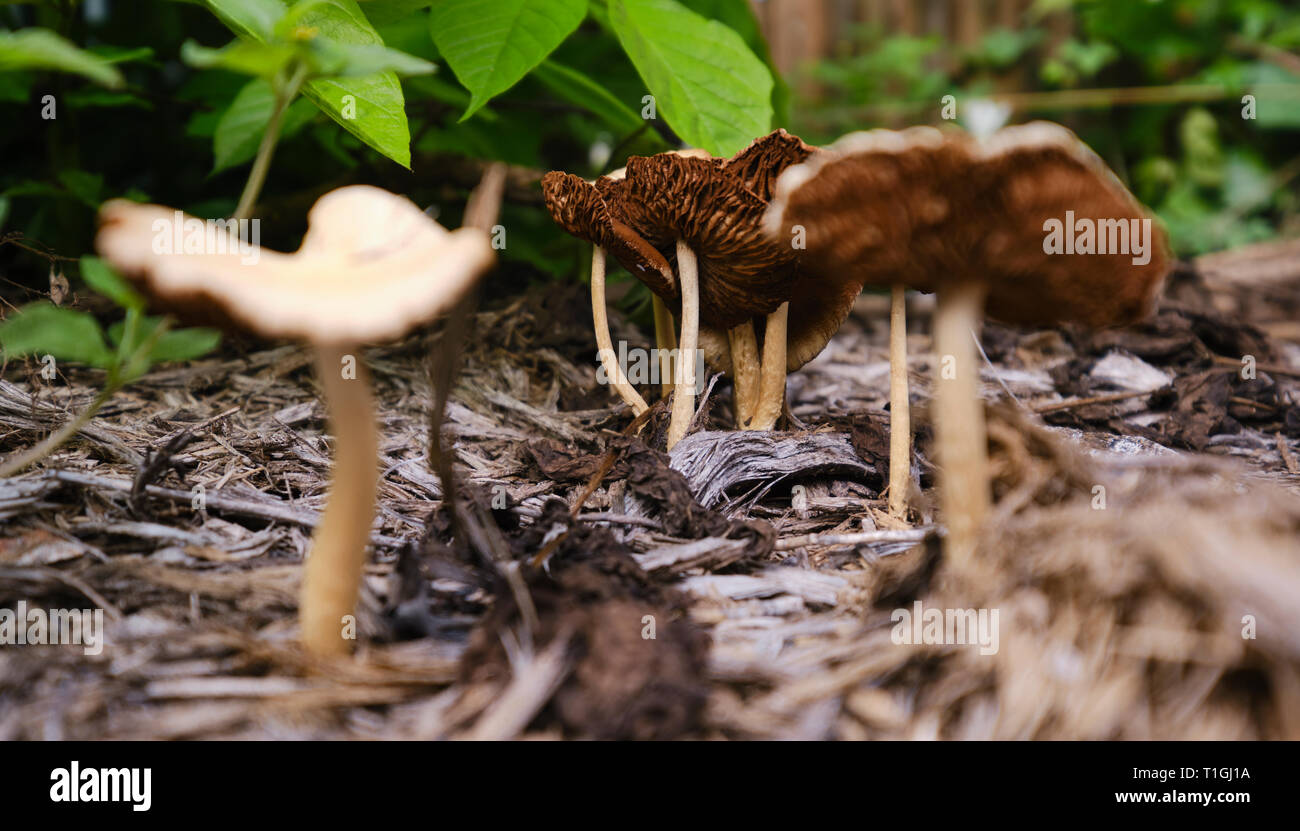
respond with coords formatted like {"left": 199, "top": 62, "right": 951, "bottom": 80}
{"left": 766, "top": 122, "right": 1171, "bottom": 328}
{"left": 541, "top": 171, "right": 678, "bottom": 298}
{"left": 95, "top": 186, "right": 494, "bottom": 345}
{"left": 610, "top": 151, "right": 796, "bottom": 328}
{"left": 543, "top": 132, "right": 836, "bottom": 332}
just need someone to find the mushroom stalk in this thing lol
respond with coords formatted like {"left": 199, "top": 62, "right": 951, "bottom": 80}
{"left": 932, "top": 281, "right": 990, "bottom": 564}
{"left": 300, "top": 343, "right": 380, "bottom": 656}
{"left": 667, "top": 240, "right": 699, "bottom": 449}
{"left": 591, "top": 246, "right": 649, "bottom": 415}
{"left": 887, "top": 284, "right": 912, "bottom": 519}
{"left": 652, "top": 295, "right": 676, "bottom": 399}
{"left": 749, "top": 302, "right": 789, "bottom": 431}
{"left": 727, "top": 321, "right": 761, "bottom": 427}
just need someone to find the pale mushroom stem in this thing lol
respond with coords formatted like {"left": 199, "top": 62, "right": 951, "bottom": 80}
{"left": 301, "top": 343, "right": 380, "bottom": 657}
{"left": 590, "top": 245, "right": 649, "bottom": 415}
{"left": 652, "top": 295, "right": 677, "bottom": 399}
{"left": 727, "top": 321, "right": 761, "bottom": 428}
{"left": 667, "top": 240, "right": 699, "bottom": 450}
{"left": 932, "top": 281, "right": 990, "bottom": 564}
{"left": 888, "top": 284, "right": 912, "bottom": 520}
{"left": 749, "top": 302, "right": 789, "bottom": 431}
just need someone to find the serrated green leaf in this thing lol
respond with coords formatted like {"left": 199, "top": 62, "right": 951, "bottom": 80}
{"left": 201, "top": 0, "right": 415, "bottom": 167}
{"left": 429, "top": 0, "right": 587, "bottom": 121}
{"left": 679, "top": 0, "right": 787, "bottom": 125}
{"left": 294, "top": 0, "right": 414, "bottom": 168}
{"left": 533, "top": 59, "right": 644, "bottom": 133}
{"left": 0, "top": 303, "right": 115, "bottom": 369}
{"left": 608, "top": 0, "right": 772, "bottom": 156}
{"left": 0, "top": 28, "right": 125, "bottom": 89}
{"left": 213, "top": 79, "right": 317, "bottom": 172}
{"left": 80, "top": 256, "right": 144, "bottom": 310}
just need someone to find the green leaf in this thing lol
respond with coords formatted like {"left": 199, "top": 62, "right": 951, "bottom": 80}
{"left": 0, "top": 28, "right": 125, "bottom": 89}
{"left": 294, "top": 0, "right": 415, "bottom": 168}
{"left": 532, "top": 59, "right": 644, "bottom": 133}
{"left": 148, "top": 327, "right": 223, "bottom": 364}
{"left": 201, "top": 0, "right": 288, "bottom": 41}
{"left": 0, "top": 303, "right": 115, "bottom": 369}
{"left": 56, "top": 170, "right": 104, "bottom": 209}
{"left": 181, "top": 39, "right": 298, "bottom": 79}
{"left": 80, "top": 256, "right": 144, "bottom": 310}
{"left": 213, "top": 79, "right": 317, "bottom": 172}
{"left": 107, "top": 318, "right": 222, "bottom": 364}
{"left": 429, "top": 0, "right": 587, "bottom": 121}
{"left": 306, "top": 40, "right": 437, "bottom": 77}
{"left": 608, "top": 0, "right": 772, "bottom": 156}
{"left": 679, "top": 0, "right": 787, "bottom": 125}
{"left": 201, "top": 0, "right": 415, "bottom": 167}
{"left": 361, "top": 0, "right": 434, "bottom": 26}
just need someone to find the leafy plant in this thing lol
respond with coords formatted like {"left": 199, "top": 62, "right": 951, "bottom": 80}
{"left": 0, "top": 257, "right": 220, "bottom": 477}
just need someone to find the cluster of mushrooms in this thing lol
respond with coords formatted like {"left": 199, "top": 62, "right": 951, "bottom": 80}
{"left": 545, "top": 122, "right": 1170, "bottom": 561}
{"left": 87, "top": 122, "right": 1168, "bottom": 658}
{"left": 96, "top": 182, "right": 501, "bottom": 657}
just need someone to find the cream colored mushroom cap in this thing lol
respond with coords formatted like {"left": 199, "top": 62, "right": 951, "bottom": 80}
{"left": 95, "top": 185, "right": 495, "bottom": 345}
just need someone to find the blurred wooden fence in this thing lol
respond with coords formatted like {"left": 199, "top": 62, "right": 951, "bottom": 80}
{"left": 750, "top": 0, "right": 1064, "bottom": 74}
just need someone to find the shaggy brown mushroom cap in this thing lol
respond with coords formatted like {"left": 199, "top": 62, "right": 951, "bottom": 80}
{"left": 766, "top": 122, "right": 1171, "bottom": 328}
{"left": 544, "top": 132, "right": 839, "bottom": 332}
{"left": 96, "top": 185, "right": 495, "bottom": 344}
{"left": 541, "top": 170, "right": 678, "bottom": 298}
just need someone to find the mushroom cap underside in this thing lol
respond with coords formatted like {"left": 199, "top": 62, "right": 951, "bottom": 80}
{"left": 766, "top": 122, "right": 1172, "bottom": 328}
{"left": 95, "top": 186, "right": 495, "bottom": 345}
{"left": 543, "top": 132, "right": 833, "bottom": 331}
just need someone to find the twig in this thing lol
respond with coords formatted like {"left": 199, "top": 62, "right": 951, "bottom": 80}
{"left": 0, "top": 386, "right": 115, "bottom": 478}
{"left": 48, "top": 470, "right": 407, "bottom": 549}
{"left": 774, "top": 527, "right": 935, "bottom": 552}
{"left": 1032, "top": 389, "right": 1157, "bottom": 414}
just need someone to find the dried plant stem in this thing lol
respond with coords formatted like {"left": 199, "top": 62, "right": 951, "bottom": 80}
{"left": 932, "top": 282, "right": 989, "bottom": 564}
{"left": 300, "top": 343, "right": 379, "bottom": 657}
{"left": 0, "top": 385, "right": 115, "bottom": 479}
{"left": 727, "top": 321, "right": 761, "bottom": 427}
{"left": 887, "top": 284, "right": 912, "bottom": 520}
{"left": 590, "top": 246, "right": 649, "bottom": 415}
{"left": 667, "top": 240, "right": 699, "bottom": 450}
{"left": 652, "top": 295, "right": 676, "bottom": 399}
{"left": 232, "top": 63, "right": 307, "bottom": 223}
{"left": 750, "top": 302, "right": 789, "bottom": 431}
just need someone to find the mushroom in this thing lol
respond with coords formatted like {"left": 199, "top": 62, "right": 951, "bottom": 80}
{"left": 767, "top": 122, "right": 1171, "bottom": 560}
{"left": 544, "top": 131, "right": 824, "bottom": 447}
{"left": 95, "top": 185, "right": 495, "bottom": 655}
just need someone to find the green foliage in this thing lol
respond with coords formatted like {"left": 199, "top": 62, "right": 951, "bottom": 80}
{"left": 0, "top": 257, "right": 221, "bottom": 384}
{"left": 0, "top": 303, "right": 116, "bottom": 369}
{"left": 430, "top": 0, "right": 588, "bottom": 121}
{"left": 0, "top": 28, "right": 125, "bottom": 88}
{"left": 213, "top": 79, "right": 317, "bottom": 172}
{"left": 609, "top": 0, "right": 773, "bottom": 155}
{"left": 193, "top": 0, "right": 435, "bottom": 169}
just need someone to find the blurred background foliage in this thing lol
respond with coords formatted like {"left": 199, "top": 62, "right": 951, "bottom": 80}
{"left": 0, "top": 0, "right": 1298, "bottom": 330}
